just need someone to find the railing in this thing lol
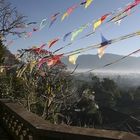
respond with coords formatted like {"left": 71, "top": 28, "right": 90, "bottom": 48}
{"left": 0, "top": 99, "right": 140, "bottom": 140}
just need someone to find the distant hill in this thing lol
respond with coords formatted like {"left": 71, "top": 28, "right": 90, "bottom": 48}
{"left": 62, "top": 53, "right": 140, "bottom": 71}
{"left": 3, "top": 49, "right": 18, "bottom": 66}
{"left": 3, "top": 50, "right": 140, "bottom": 71}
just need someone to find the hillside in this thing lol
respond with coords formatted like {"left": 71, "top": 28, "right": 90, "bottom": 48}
{"left": 62, "top": 53, "right": 140, "bottom": 71}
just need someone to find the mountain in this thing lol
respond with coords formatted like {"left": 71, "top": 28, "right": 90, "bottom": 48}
{"left": 62, "top": 53, "right": 140, "bottom": 71}
{"left": 4, "top": 49, "right": 18, "bottom": 66}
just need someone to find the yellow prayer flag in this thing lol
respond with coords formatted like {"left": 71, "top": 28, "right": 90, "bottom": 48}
{"left": 69, "top": 54, "right": 78, "bottom": 65}
{"left": 93, "top": 19, "right": 102, "bottom": 31}
{"left": 98, "top": 46, "right": 107, "bottom": 59}
{"left": 137, "top": 31, "right": 140, "bottom": 36}
{"left": 0, "top": 67, "right": 5, "bottom": 73}
{"left": 61, "top": 12, "right": 68, "bottom": 21}
{"left": 85, "top": 0, "right": 93, "bottom": 8}
{"left": 30, "top": 60, "right": 37, "bottom": 73}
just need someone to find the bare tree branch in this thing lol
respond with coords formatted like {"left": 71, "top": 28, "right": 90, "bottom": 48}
{"left": 0, "top": 0, "right": 27, "bottom": 37}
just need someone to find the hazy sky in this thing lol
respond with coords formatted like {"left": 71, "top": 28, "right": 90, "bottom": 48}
{"left": 6, "top": 0, "right": 140, "bottom": 56}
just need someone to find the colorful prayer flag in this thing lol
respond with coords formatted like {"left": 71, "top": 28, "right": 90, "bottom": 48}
{"left": 94, "top": 20, "right": 102, "bottom": 31}
{"left": 49, "top": 12, "right": 60, "bottom": 28}
{"left": 63, "top": 32, "right": 72, "bottom": 41}
{"left": 80, "top": 1, "right": 87, "bottom": 5}
{"left": 61, "top": 12, "right": 68, "bottom": 21}
{"left": 61, "top": 4, "right": 77, "bottom": 21}
{"left": 98, "top": 34, "right": 110, "bottom": 58}
{"left": 93, "top": 14, "right": 110, "bottom": 30}
{"left": 47, "top": 54, "right": 63, "bottom": 66}
{"left": 98, "top": 46, "right": 107, "bottom": 59}
{"left": 49, "top": 18, "right": 57, "bottom": 28}
{"left": 85, "top": 0, "right": 93, "bottom": 8}
{"left": 48, "top": 38, "right": 59, "bottom": 48}
{"left": 71, "top": 24, "right": 88, "bottom": 41}
{"left": 68, "top": 54, "right": 78, "bottom": 65}
{"left": 39, "top": 18, "right": 47, "bottom": 30}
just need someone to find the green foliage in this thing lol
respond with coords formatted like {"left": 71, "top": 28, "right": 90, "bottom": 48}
{"left": 0, "top": 74, "right": 27, "bottom": 99}
{"left": 14, "top": 50, "right": 78, "bottom": 124}
{"left": 1, "top": 42, "right": 140, "bottom": 127}
{"left": 91, "top": 76, "right": 121, "bottom": 108}
{"left": 134, "top": 86, "right": 140, "bottom": 101}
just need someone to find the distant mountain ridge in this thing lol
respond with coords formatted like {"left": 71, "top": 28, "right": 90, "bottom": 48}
{"left": 4, "top": 49, "right": 18, "bottom": 65}
{"left": 62, "top": 53, "right": 140, "bottom": 71}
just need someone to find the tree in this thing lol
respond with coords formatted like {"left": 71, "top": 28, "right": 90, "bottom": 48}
{"left": 94, "top": 78, "right": 120, "bottom": 108}
{"left": 134, "top": 86, "right": 140, "bottom": 101}
{"left": 0, "top": 0, "right": 26, "bottom": 37}
{"left": 0, "top": 0, "right": 26, "bottom": 97}
{"left": 0, "top": 40, "right": 5, "bottom": 64}
{"left": 15, "top": 48, "right": 78, "bottom": 124}
{"left": 0, "top": 0, "right": 26, "bottom": 69}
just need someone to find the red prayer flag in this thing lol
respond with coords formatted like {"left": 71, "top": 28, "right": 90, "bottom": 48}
{"left": 48, "top": 38, "right": 59, "bottom": 48}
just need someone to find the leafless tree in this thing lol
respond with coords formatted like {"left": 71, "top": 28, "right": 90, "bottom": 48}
{"left": 0, "top": 0, "right": 26, "bottom": 37}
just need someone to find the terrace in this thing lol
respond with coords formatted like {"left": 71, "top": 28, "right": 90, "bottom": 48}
{"left": 0, "top": 99, "right": 140, "bottom": 140}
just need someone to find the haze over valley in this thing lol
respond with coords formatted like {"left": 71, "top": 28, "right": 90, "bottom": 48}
{"left": 62, "top": 53, "right": 140, "bottom": 89}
